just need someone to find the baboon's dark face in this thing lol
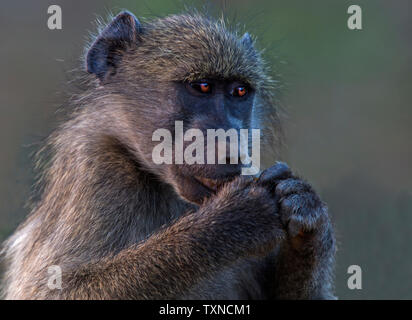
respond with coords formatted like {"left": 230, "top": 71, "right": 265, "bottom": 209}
{"left": 162, "top": 78, "right": 255, "bottom": 204}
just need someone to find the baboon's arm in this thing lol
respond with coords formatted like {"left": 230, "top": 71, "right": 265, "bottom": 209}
{"left": 51, "top": 179, "right": 283, "bottom": 300}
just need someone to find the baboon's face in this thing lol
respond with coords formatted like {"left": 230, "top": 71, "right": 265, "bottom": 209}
{"left": 86, "top": 12, "right": 267, "bottom": 204}
{"left": 161, "top": 78, "right": 256, "bottom": 204}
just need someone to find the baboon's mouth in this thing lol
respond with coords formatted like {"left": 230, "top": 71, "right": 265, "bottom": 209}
{"left": 194, "top": 176, "right": 235, "bottom": 192}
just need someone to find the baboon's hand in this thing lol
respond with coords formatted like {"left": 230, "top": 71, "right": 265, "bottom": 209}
{"left": 203, "top": 175, "right": 285, "bottom": 257}
{"left": 258, "top": 162, "right": 330, "bottom": 248}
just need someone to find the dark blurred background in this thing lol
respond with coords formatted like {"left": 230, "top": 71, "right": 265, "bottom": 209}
{"left": 1, "top": 0, "right": 411, "bottom": 299}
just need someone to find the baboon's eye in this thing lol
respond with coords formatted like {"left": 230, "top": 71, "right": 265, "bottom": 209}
{"left": 232, "top": 86, "right": 248, "bottom": 97}
{"left": 190, "top": 82, "right": 211, "bottom": 94}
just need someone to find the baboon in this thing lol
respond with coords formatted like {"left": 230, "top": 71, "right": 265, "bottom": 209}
{"left": 1, "top": 11, "right": 336, "bottom": 299}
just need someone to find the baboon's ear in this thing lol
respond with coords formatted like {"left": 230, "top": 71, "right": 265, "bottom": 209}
{"left": 86, "top": 11, "right": 142, "bottom": 81}
{"left": 241, "top": 32, "right": 253, "bottom": 47}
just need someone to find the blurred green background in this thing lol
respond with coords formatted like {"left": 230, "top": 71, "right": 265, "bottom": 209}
{"left": 1, "top": 0, "right": 411, "bottom": 299}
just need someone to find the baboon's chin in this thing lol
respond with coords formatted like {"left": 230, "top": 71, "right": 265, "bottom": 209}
{"left": 172, "top": 174, "right": 215, "bottom": 205}
{"left": 170, "top": 170, "right": 238, "bottom": 205}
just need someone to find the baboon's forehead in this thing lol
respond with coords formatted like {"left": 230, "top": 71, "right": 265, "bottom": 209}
{"left": 135, "top": 14, "right": 268, "bottom": 87}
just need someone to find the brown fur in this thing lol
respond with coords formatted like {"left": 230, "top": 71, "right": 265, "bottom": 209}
{"left": 1, "top": 12, "right": 335, "bottom": 300}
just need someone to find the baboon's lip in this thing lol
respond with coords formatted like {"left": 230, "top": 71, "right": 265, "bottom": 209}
{"left": 194, "top": 176, "right": 235, "bottom": 192}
